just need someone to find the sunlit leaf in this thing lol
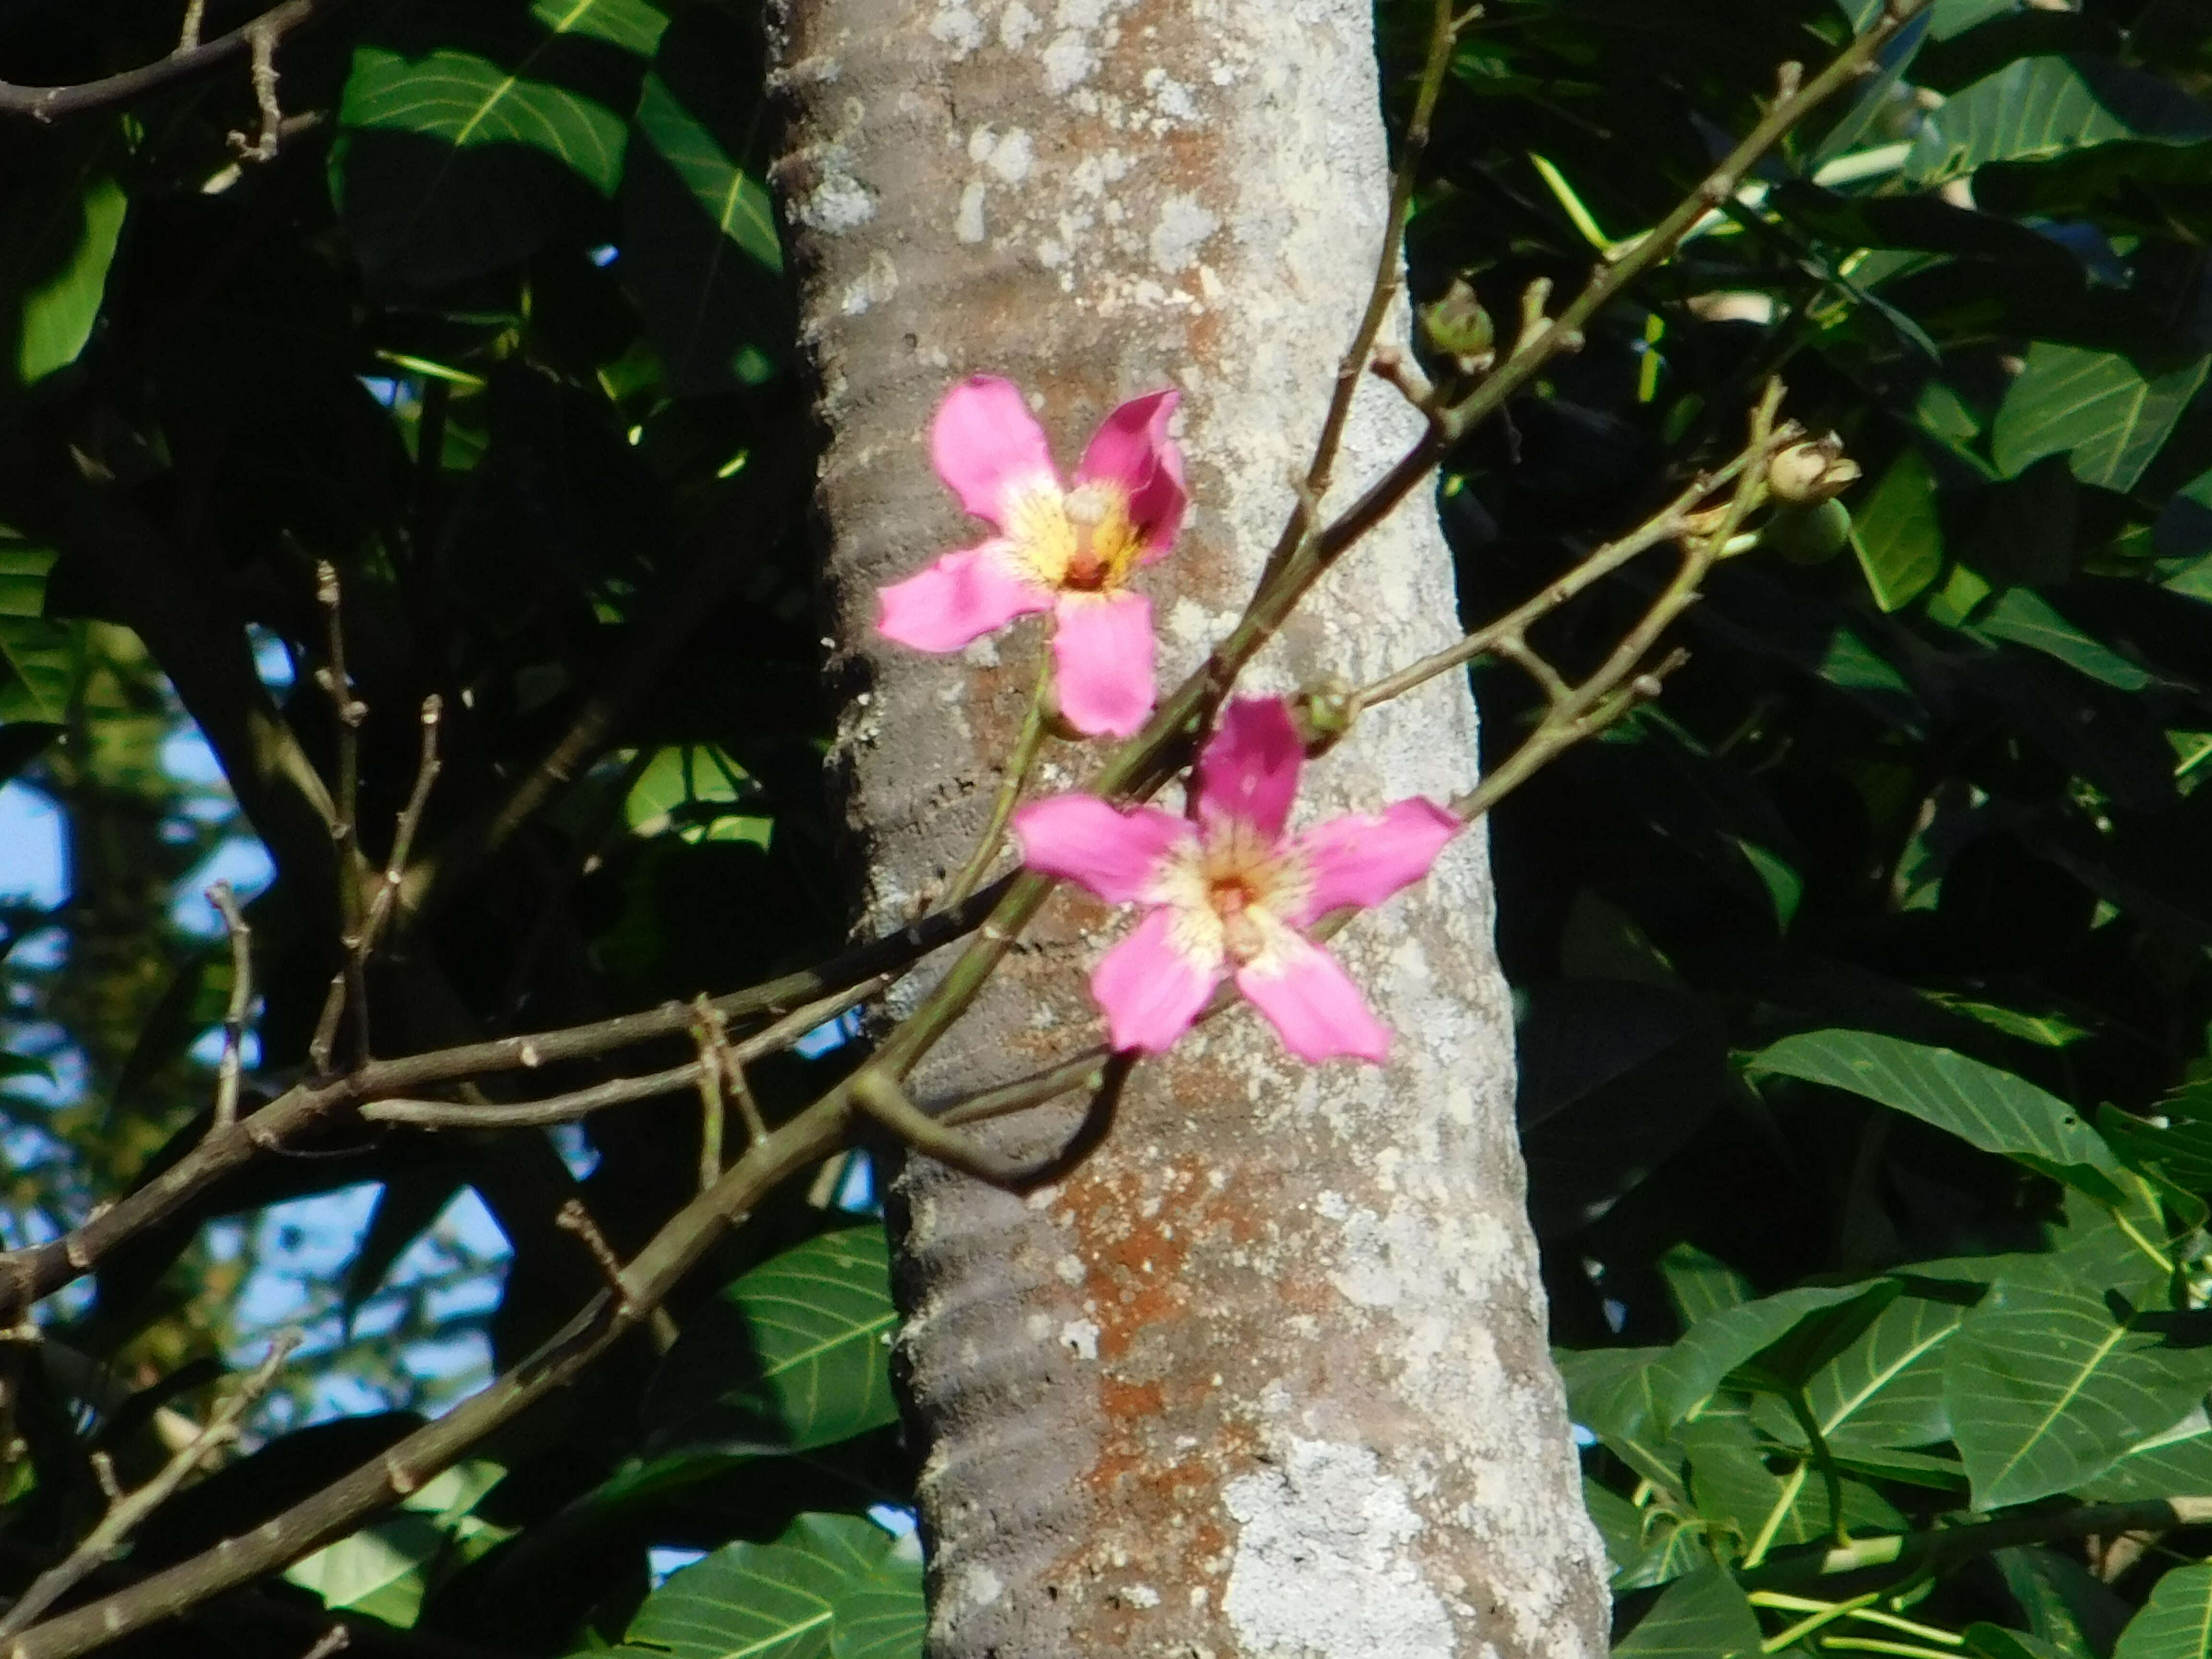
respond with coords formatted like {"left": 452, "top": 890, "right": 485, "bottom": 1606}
{"left": 612, "top": 1513, "right": 905, "bottom": 1659}
{"left": 1943, "top": 1247, "right": 2212, "bottom": 1508}
{"left": 1849, "top": 448, "right": 1943, "bottom": 612}
{"left": 17, "top": 173, "right": 125, "bottom": 385}
{"left": 1610, "top": 1564, "right": 1761, "bottom": 1659}
{"left": 1908, "top": 56, "right": 2212, "bottom": 184}
{"left": 2114, "top": 1566, "right": 2212, "bottom": 1659}
{"left": 1992, "top": 344, "right": 2209, "bottom": 493}
{"left": 645, "top": 1226, "right": 898, "bottom": 1455}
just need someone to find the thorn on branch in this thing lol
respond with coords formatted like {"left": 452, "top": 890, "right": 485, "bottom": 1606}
{"left": 176, "top": 0, "right": 207, "bottom": 54}
{"left": 298, "top": 1626, "right": 350, "bottom": 1659}
{"left": 1775, "top": 60, "right": 1804, "bottom": 103}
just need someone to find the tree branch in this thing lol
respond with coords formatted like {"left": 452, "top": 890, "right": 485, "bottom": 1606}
{"left": 0, "top": 0, "right": 356, "bottom": 124}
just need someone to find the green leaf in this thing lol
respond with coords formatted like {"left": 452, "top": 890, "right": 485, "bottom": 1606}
{"left": 1969, "top": 1623, "right": 2075, "bottom": 1659}
{"left": 1995, "top": 1546, "right": 2133, "bottom": 1659}
{"left": 1972, "top": 589, "right": 2152, "bottom": 691}
{"left": 343, "top": 48, "right": 629, "bottom": 192}
{"left": 1681, "top": 1401, "right": 1904, "bottom": 1557}
{"left": 336, "top": 2, "right": 665, "bottom": 283}
{"left": 830, "top": 1549, "right": 924, "bottom": 1659}
{"left": 614, "top": 1513, "right": 900, "bottom": 1659}
{"left": 1908, "top": 57, "right": 2212, "bottom": 185}
{"left": 286, "top": 1462, "right": 509, "bottom": 1628}
{"left": 645, "top": 1226, "right": 898, "bottom": 1455}
{"left": 1923, "top": 996, "right": 2091, "bottom": 1049}
{"left": 618, "top": 17, "right": 790, "bottom": 395}
{"left": 17, "top": 173, "right": 125, "bottom": 385}
{"left": 1803, "top": 1291, "right": 1967, "bottom": 1449}
{"left": 531, "top": 0, "right": 668, "bottom": 54}
{"left": 1748, "top": 1030, "right": 2128, "bottom": 1199}
{"left": 1648, "top": 1284, "right": 1881, "bottom": 1426}
{"left": 2072, "top": 1410, "right": 2212, "bottom": 1501}
{"left": 1558, "top": 1345, "right": 1683, "bottom": 1490}
{"left": 1850, "top": 448, "right": 1944, "bottom": 613}
{"left": 0, "top": 535, "right": 70, "bottom": 724}
{"left": 1584, "top": 1477, "right": 1700, "bottom": 1592}
{"left": 2116, "top": 1574, "right": 2212, "bottom": 1659}
{"left": 1611, "top": 1564, "right": 1762, "bottom": 1659}
{"left": 1991, "top": 344, "right": 2210, "bottom": 493}
{"left": 1660, "top": 1243, "right": 1754, "bottom": 1332}
{"left": 1942, "top": 1248, "right": 2212, "bottom": 1508}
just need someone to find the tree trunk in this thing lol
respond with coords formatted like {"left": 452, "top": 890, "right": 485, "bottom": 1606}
{"left": 766, "top": 1, "right": 1609, "bottom": 1654}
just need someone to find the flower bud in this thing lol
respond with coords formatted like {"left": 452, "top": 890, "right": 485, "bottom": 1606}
{"left": 1768, "top": 434, "right": 1862, "bottom": 506}
{"left": 1758, "top": 498, "right": 1853, "bottom": 565}
{"left": 1292, "top": 677, "right": 1358, "bottom": 757}
{"left": 1418, "top": 278, "right": 1496, "bottom": 375}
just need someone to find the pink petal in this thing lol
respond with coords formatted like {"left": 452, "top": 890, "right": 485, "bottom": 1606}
{"left": 1051, "top": 590, "right": 1156, "bottom": 738}
{"left": 931, "top": 376, "right": 1059, "bottom": 529}
{"left": 878, "top": 544, "right": 1052, "bottom": 653}
{"left": 1236, "top": 934, "right": 1392, "bottom": 1065}
{"left": 1194, "top": 696, "right": 1303, "bottom": 842}
{"left": 1076, "top": 389, "right": 1186, "bottom": 558}
{"left": 1011, "top": 794, "right": 1191, "bottom": 903}
{"left": 1092, "top": 907, "right": 1220, "bottom": 1055}
{"left": 1291, "top": 797, "right": 1462, "bottom": 925}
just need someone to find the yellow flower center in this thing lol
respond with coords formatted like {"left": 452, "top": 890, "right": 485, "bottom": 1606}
{"left": 1003, "top": 480, "right": 1146, "bottom": 595}
{"left": 1152, "top": 818, "right": 1313, "bottom": 971}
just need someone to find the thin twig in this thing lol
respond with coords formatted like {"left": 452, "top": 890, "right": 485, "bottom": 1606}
{"left": 298, "top": 1628, "right": 349, "bottom": 1659}
{"left": 351, "top": 696, "right": 445, "bottom": 977}
{"left": 175, "top": 0, "right": 208, "bottom": 53}
{"left": 0, "top": 1332, "right": 298, "bottom": 1641}
{"left": 554, "top": 1201, "right": 675, "bottom": 1350}
{"left": 1257, "top": 0, "right": 1457, "bottom": 586}
{"left": 207, "top": 882, "right": 253, "bottom": 1132}
{"left": 0, "top": 0, "right": 354, "bottom": 124}
{"left": 0, "top": 26, "right": 1912, "bottom": 1649}
{"left": 314, "top": 563, "right": 371, "bottom": 1069}
{"left": 690, "top": 999, "right": 729, "bottom": 1192}
{"left": 1351, "top": 429, "right": 1786, "bottom": 715}
{"left": 226, "top": 20, "right": 284, "bottom": 161}
{"left": 357, "top": 976, "right": 887, "bottom": 1130}
{"left": 945, "top": 655, "right": 1055, "bottom": 905}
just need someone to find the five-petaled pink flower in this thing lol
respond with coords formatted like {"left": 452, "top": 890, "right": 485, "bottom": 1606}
{"left": 1011, "top": 697, "right": 1461, "bottom": 1064}
{"left": 877, "top": 375, "right": 1186, "bottom": 738}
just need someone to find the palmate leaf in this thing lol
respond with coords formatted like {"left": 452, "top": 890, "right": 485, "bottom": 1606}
{"left": 610, "top": 1512, "right": 910, "bottom": 1659}
{"left": 1991, "top": 343, "right": 2210, "bottom": 493}
{"left": 1907, "top": 56, "right": 2212, "bottom": 185}
{"left": 1941, "top": 1246, "right": 2212, "bottom": 1508}
{"left": 1748, "top": 1030, "right": 2128, "bottom": 1200}
{"left": 1611, "top": 1564, "right": 1761, "bottom": 1659}
{"left": 644, "top": 1226, "right": 898, "bottom": 1455}
{"left": 2114, "top": 1563, "right": 2212, "bottom": 1659}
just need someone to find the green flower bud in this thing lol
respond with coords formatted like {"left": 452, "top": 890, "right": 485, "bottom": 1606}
{"left": 1292, "top": 677, "right": 1359, "bottom": 757}
{"left": 1419, "top": 278, "right": 1496, "bottom": 374}
{"left": 1760, "top": 498, "right": 1853, "bottom": 565}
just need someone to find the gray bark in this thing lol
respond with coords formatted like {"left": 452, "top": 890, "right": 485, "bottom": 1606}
{"left": 765, "top": 1, "right": 1609, "bottom": 1654}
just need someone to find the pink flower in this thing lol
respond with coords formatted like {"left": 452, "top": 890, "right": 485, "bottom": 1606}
{"left": 877, "top": 375, "right": 1187, "bottom": 737}
{"left": 1010, "top": 697, "right": 1461, "bottom": 1064}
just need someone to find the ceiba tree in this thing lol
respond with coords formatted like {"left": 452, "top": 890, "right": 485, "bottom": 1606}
{"left": 765, "top": 0, "right": 1608, "bottom": 1653}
